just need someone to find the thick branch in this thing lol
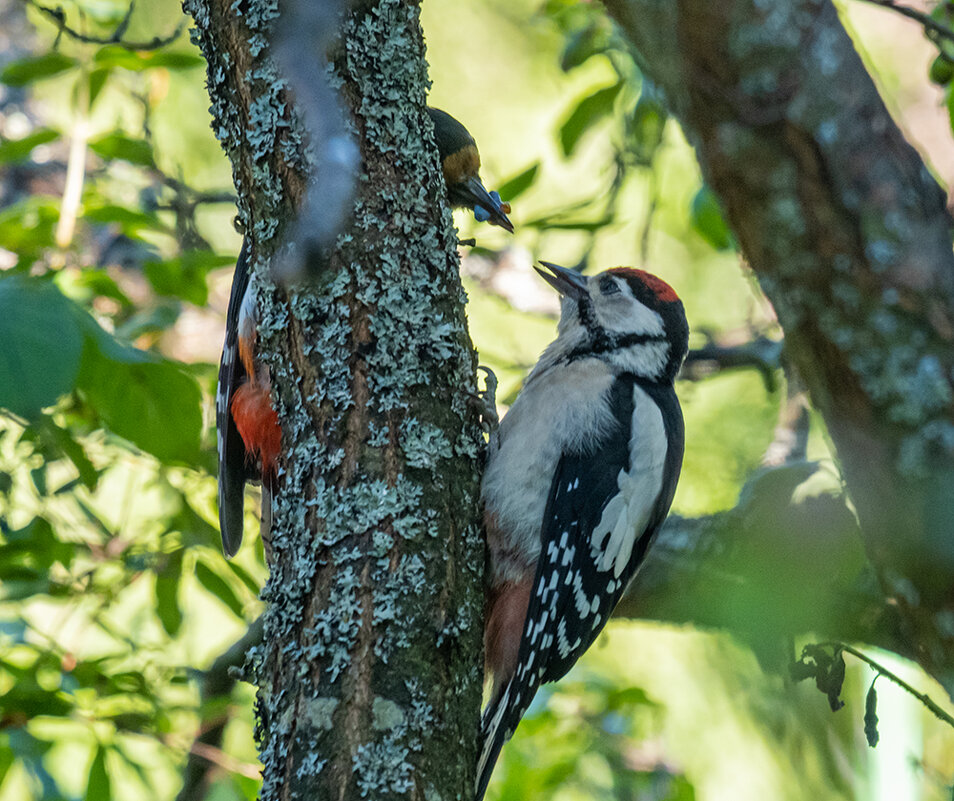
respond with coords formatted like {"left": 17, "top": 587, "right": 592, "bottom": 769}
{"left": 605, "top": 0, "right": 954, "bottom": 694}
{"left": 617, "top": 462, "right": 912, "bottom": 668}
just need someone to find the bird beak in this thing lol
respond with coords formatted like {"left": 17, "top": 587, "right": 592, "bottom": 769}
{"left": 535, "top": 261, "right": 588, "bottom": 300}
{"left": 458, "top": 176, "right": 514, "bottom": 233}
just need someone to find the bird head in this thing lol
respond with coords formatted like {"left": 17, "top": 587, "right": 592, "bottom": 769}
{"left": 534, "top": 261, "right": 689, "bottom": 382}
{"left": 427, "top": 107, "right": 514, "bottom": 233}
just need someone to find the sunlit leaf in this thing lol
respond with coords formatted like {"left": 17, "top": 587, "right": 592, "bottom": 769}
{"left": 690, "top": 185, "right": 733, "bottom": 251}
{"left": 0, "top": 277, "right": 83, "bottom": 418}
{"left": 495, "top": 163, "right": 539, "bottom": 202}
{"left": 93, "top": 46, "right": 204, "bottom": 72}
{"left": 42, "top": 417, "right": 100, "bottom": 490}
{"left": 77, "top": 343, "right": 202, "bottom": 463}
{"left": 144, "top": 250, "right": 234, "bottom": 306}
{"left": 0, "top": 52, "right": 78, "bottom": 86}
{"left": 87, "top": 67, "right": 112, "bottom": 108}
{"left": 558, "top": 81, "right": 623, "bottom": 156}
{"left": 0, "top": 128, "right": 59, "bottom": 164}
{"left": 560, "top": 20, "right": 613, "bottom": 71}
{"left": 0, "top": 197, "right": 59, "bottom": 260}
{"left": 84, "top": 745, "right": 111, "bottom": 801}
{"left": 83, "top": 203, "right": 168, "bottom": 235}
{"left": 628, "top": 83, "right": 667, "bottom": 165}
{"left": 155, "top": 549, "right": 183, "bottom": 636}
{"left": 90, "top": 132, "right": 156, "bottom": 168}
{"left": 195, "top": 559, "right": 245, "bottom": 617}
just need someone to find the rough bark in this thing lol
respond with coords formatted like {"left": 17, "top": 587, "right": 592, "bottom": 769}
{"left": 183, "top": 1, "right": 485, "bottom": 799}
{"left": 604, "top": 0, "right": 954, "bottom": 693}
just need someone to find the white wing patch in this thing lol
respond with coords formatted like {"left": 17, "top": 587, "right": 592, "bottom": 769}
{"left": 591, "top": 385, "right": 668, "bottom": 578}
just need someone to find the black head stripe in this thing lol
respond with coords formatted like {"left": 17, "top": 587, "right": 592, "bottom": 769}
{"left": 567, "top": 329, "right": 667, "bottom": 364}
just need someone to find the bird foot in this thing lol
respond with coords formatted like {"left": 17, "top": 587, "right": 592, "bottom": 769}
{"left": 475, "top": 365, "right": 499, "bottom": 434}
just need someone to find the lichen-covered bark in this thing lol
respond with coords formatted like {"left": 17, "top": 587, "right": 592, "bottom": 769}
{"left": 183, "top": 1, "right": 485, "bottom": 798}
{"left": 605, "top": 0, "right": 954, "bottom": 691}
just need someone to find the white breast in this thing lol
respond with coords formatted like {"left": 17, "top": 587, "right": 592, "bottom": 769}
{"left": 482, "top": 359, "right": 616, "bottom": 580}
{"left": 590, "top": 384, "right": 667, "bottom": 578}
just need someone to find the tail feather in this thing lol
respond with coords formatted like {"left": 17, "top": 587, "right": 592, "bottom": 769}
{"left": 476, "top": 684, "right": 512, "bottom": 801}
{"left": 218, "top": 239, "right": 252, "bottom": 556}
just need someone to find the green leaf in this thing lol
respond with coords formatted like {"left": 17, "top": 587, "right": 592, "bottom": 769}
{"left": 93, "top": 46, "right": 204, "bottom": 72}
{"left": 0, "top": 52, "right": 78, "bottom": 86}
{"left": 83, "top": 203, "right": 167, "bottom": 235}
{"left": 0, "top": 277, "right": 83, "bottom": 418}
{"left": 87, "top": 67, "right": 112, "bottom": 108}
{"left": 864, "top": 682, "right": 880, "bottom": 748}
{"left": 144, "top": 250, "right": 235, "bottom": 306}
{"left": 0, "top": 198, "right": 60, "bottom": 261}
{"left": 76, "top": 342, "right": 202, "bottom": 463}
{"left": 155, "top": 549, "right": 183, "bottom": 636}
{"left": 85, "top": 746, "right": 110, "bottom": 801}
{"left": 560, "top": 20, "right": 613, "bottom": 71}
{"left": 690, "top": 185, "right": 733, "bottom": 251}
{"left": 0, "top": 129, "right": 59, "bottom": 164}
{"left": 42, "top": 418, "right": 99, "bottom": 491}
{"left": 195, "top": 559, "right": 244, "bottom": 617}
{"left": 227, "top": 560, "right": 263, "bottom": 596}
{"left": 90, "top": 132, "right": 155, "bottom": 168}
{"left": 628, "top": 84, "right": 668, "bottom": 165}
{"left": 495, "top": 163, "right": 539, "bottom": 203}
{"left": 559, "top": 81, "right": 623, "bottom": 156}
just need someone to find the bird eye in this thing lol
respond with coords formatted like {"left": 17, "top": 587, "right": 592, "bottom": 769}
{"left": 599, "top": 276, "right": 620, "bottom": 296}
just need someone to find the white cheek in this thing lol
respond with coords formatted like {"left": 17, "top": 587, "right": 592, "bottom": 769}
{"left": 596, "top": 297, "right": 664, "bottom": 337}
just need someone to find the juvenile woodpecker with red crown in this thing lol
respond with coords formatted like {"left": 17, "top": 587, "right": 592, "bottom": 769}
{"left": 216, "top": 107, "right": 513, "bottom": 557}
{"left": 477, "top": 261, "right": 689, "bottom": 799}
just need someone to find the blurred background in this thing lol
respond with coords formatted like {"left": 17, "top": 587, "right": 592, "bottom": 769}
{"left": 0, "top": 0, "right": 952, "bottom": 799}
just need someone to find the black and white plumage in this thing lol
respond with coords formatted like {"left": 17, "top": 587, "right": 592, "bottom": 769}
{"left": 478, "top": 262, "right": 689, "bottom": 800}
{"left": 216, "top": 237, "right": 254, "bottom": 557}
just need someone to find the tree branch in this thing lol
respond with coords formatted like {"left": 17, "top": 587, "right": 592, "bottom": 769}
{"left": 25, "top": 1, "right": 184, "bottom": 50}
{"left": 605, "top": 0, "right": 954, "bottom": 696}
{"left": 855, "top": 0, "right": 954, "bottom": 48}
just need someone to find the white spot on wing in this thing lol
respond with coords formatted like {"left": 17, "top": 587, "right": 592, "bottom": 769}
{"left": 591, "top": 385, "right": 668, "bottom": 578}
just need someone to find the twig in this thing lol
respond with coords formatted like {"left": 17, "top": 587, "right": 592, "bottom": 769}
{"left": 856, "top": 0, "right": 954, "bottom": 48}
{"left": 762, "top": 364, "right": 810, "bottom": 467}
{"left": 681, "top": 333, "right": 783, "bottom": 390}
{"left": 822, "top": 641, "right": 954, "bottom": 730}
{"left": 175, "top": 616, "right": 264, "bottom": 801}
{"left": 186, "top": 741, "right": 261, "bottom": 780}
{"left": 25, "top": 1, "right": 184, "bottom": 51}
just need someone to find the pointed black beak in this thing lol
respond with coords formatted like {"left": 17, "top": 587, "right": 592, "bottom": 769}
{"left": 451, "top": 176, "right": 514, "bottom": 233}
{"left": 535, "top": 261, "right": 587, "bottom": 300}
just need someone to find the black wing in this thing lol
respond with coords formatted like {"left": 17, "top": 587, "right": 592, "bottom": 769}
{"left": 477, "top": 376, "right": 683, "bottom": 801}
{"left": 217, "top": 238, "right": 252, "bottom": 557}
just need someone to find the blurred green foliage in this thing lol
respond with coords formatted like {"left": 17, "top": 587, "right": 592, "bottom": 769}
{"left": 0, "top": 0, "right": 952, "bottom": 800}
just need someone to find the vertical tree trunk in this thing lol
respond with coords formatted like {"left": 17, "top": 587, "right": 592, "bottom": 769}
{"left": 605, "top": 0, "right": 954, "bottom": 691}
{"left": 183, "top": 1, "right": 486, "bottom": 797}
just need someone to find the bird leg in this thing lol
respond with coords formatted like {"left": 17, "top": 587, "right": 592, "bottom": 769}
{"left": 474, "top": 365, "right": 499, "bottom": 433}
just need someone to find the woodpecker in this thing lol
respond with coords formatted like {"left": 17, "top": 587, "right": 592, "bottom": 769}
{"left": 217, "top": 108, "right": 514, "bottom": 556}
{"left": 427, "top": 107, "right": 514, "bottom": 233}
{"left": 477, "top": 261, "right": 689, "bottom": 799}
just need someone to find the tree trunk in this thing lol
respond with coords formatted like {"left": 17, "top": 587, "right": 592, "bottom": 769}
{"left": 183, "top": 1, "right": 486, "bottom": 798}
{"left": 605, "top": 0, "right": 954, "bottom": 693}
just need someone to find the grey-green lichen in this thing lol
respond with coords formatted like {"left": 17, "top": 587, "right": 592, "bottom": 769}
{"left": 185, "top": 0, "right": 485, "bottom": 798}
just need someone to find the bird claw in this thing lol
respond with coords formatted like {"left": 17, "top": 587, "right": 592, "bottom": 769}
{"left": 475, "top": 365, "right": 499, "bottom": 433}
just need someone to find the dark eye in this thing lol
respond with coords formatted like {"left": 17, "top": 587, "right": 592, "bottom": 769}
{"left": 599, "top": 275, "right": 620, "bottom": 296}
